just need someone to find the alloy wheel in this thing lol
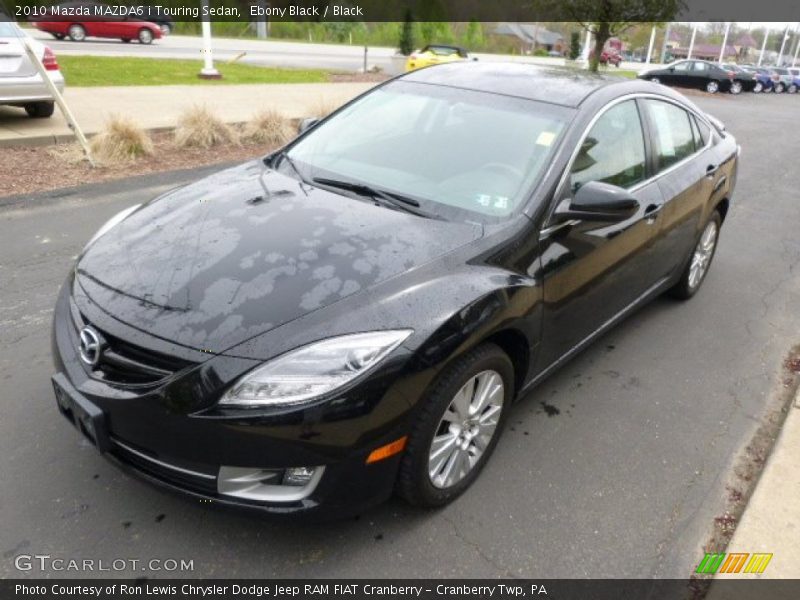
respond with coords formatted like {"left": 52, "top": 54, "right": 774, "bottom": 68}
{"left": 428, "top": 370, "right": 505, "bottom": 489}
{"left": 706, "top": 81, "right": 719, "bottom": 94}
{"left": 68, "top": 25, "right": 85, "bottom": 41}
{"left": 650, "top": 77, "right": 660, "bottom": 84}
{"left": 730, "top": 81, "right": 742, "bottom": 95}
{"left": 688, "top": 220, "right": 718, "bottom": 291}
{"left": 753, "top": 82, "right": 763, "bottom": 93}
{"left": 139, "top": 29, "right": 153, "bottom": 44}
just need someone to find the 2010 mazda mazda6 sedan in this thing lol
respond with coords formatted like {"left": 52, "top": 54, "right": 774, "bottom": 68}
{"left": 52, "top": 62, "right": 739, "bottom": 517}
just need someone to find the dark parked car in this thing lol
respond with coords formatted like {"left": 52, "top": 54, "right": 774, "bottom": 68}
{"left": 721, "top": 64, "right": 758, "bottom": 93}
{"left": 52, "top": 63, "right": 739, "bottom": 517}
{"left": 32, "top": 1, "right": 162, "bottom": 44}
{"left": 639, "top": 59, "right": 737, "bottom": 94}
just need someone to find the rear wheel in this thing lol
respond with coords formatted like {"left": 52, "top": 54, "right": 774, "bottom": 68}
{"left": 396, "top": 343, "right": 512, "bottom": 508}
{"left": 669, "top": 211, "right": 722, "bottom": 300}
{"left": 730, "top": 81, "right": 743, "bottom": 95}
{"left": 67, "top": 24, "right": 86, "bottom": 42}
{"left": 24, "top": 102, "right": 55, "bottom": 119}
{"left": 753, "top": 82, "right": 763, "bottom": 93}
{"left": 775, "top": 82, "right": 785, "bottom": 93}
{"left": 138, "top": 28, "right": 153, "bottom": 44}
{"left": 706, "top": 80, "right": 720, "bottom": 94}
{"left": 789, "top": 84, "right": 798, "bottom": 94}
{"left": 159, "top": 23, "right": 172, "bottom": 36}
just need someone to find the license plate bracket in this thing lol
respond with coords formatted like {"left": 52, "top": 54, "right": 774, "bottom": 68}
{"left": 52, "top": 373, "right": 110, "bottom": 453}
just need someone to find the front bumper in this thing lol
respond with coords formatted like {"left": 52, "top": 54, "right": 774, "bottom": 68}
{"left": 51, "top": 280, "right": 414, "bottom": 518}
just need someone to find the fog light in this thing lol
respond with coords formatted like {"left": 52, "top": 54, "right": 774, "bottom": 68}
{"left": 283, "top": 466, "right": 317, "bottom": 487}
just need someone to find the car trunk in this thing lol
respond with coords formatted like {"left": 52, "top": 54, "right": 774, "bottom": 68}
{"left": 0, "top": 38, "right": 37, "bottom": 78}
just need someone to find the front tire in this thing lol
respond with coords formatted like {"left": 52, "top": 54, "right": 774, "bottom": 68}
{"left": 669, "top": 211, "right": 722, "bottom": 300}
{"left": 775, "top": 82, "right": 785, "bottom": 94}
{"left": 753, "top": 82, "right": 763, "bottom": 93}
{"left": 24, "top": 102, "right": 55, "bottom": 118}
{"left": 67, "top": 24, "right": 86, "bottom": 42}
{"left": 138, "top": 28, "right": 153, "bottom": 44}
{"left": 730, "top": 81, "right": 743, "bottom": 95}
{"left": 396, "top": 343, "right": 513, "bottom": 508}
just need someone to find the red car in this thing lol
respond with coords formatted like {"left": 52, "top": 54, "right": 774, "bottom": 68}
{"left": 32, "top": 1, "right": 162, "bottom": 45}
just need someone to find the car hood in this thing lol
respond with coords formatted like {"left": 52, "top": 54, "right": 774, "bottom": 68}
{"left": 76, "top": 160, "right": 482, "bottom": 354}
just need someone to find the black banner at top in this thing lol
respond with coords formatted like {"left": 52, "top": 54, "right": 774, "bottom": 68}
{"left": 2, "top": 0, "right": 800, "bottom": 23}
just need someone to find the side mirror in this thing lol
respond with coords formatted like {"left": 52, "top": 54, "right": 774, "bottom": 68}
{"left": 298, "top": 117, "right": 320, "bottom": 134}
{"left": 554, "top": 181, "right": 639, "bottom": 223}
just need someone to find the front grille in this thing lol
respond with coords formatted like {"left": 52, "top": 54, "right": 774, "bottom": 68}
{"left": 110, "top": 437, "right": 218, "bottom": 495}
{"left": 71, "top": 303, "right": 196, "bottom": 385}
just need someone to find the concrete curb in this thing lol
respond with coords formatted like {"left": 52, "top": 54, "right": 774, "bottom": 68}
{"left": 705, "top": 387, "right": 800, "bottom": 587}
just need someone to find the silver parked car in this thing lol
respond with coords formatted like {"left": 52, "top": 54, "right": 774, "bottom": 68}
{"left": 0, "top": 19, "right": 65, "bottom": 118}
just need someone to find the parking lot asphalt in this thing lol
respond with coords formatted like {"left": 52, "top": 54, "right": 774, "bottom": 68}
{"left": 1, "top": 93, "right": 798, "bottom": 580}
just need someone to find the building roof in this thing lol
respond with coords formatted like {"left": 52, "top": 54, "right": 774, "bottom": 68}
{"left": 679, "top": 43, "right": 737, "bottom": 57}
{"left": 403, "top": 62, "right": 625, "bottom": 108}
{"left": 493, "top": 23, "right": 563, "bottom": 46}
{"left": 735, "top": 33, "right": 758, "bottom": 48}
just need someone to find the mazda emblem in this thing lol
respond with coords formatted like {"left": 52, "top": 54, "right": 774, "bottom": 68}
{"left": 79, "top": 327, "right": 103, "bottom": 367}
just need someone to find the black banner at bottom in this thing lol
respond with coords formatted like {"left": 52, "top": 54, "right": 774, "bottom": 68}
{"left": 4, "top": 580, "right": 800, "bottom": 600}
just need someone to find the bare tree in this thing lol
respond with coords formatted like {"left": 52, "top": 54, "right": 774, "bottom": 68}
{"left": 533, "top": 0, "right": 686, "bottom": 71}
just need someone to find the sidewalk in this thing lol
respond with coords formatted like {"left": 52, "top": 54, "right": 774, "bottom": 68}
{"left": 0, "top": 82, "right": 375, "bottom": 147}
{"left": 706, "top": 388, "right": 800, "bottom": 588}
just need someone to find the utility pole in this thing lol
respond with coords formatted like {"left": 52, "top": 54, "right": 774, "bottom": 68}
{"left": 719, "top": 22, "right": 731, "bottom": 64}
{"left": 688, "top": 24, "right": 697, "bottom": 60}
{"left": 199, "top": 0, "right": 221, "bottom": 79}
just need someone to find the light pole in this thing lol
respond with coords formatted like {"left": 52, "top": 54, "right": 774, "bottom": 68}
{"left": 776, "top": 25, "right": 790, "bottom": 66}
{"left": 688, "top": 24, "right": 697, "bottom": 60}
{"left": 757, "top": 26, "right": 770, "bottom": 66}
{"left": 718, "top": 22, "right": 731, "bottom": 64}
{"left": 645, "top": 26, "right": 656, "bottom": 65}
{"left": 199, "top": 0, "right": 221, "bottom": 79}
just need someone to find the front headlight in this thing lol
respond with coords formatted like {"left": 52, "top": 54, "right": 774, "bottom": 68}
{"left": 85, "top": 204, "right": 141, "bottom": 249}
{"left": 219, "top": 330, "right": 413, "bottom": 408}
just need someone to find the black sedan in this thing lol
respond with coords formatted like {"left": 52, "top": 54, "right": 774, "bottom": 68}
{"left": 639, "top": 59, "right": 739, "bottom": 94}
{"left": 52, "top": 63, "right": 739, "bottom": 517}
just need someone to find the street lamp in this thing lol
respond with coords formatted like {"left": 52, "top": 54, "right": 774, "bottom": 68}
{"left": 199, "top": 0, "right": 221, "bottom": 79}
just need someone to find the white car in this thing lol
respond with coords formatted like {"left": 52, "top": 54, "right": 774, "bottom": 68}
{"left": 0, "top": 20, "right": 65, "bottom": 118}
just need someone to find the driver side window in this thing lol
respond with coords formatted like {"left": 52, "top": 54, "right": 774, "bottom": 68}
{"left": 569, "top": 100, "right": 647, "bottom": 191}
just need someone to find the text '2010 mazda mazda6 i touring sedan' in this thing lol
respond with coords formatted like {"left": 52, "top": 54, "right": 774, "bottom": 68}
{"left": 52, "top": 63, "right": 739, "bottom": 518}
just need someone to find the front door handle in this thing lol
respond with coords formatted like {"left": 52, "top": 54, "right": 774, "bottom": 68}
{"left": 644, "top": 203, "right": 663, "bottom": 224}
{"left": 706, "top": 164, "right": 719, "bottom": 177}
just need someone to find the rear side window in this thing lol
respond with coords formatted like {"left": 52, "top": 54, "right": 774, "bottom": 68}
{"left": 569, "top": 100, "right": 646, "bottom": 191}
{"left": 644, "top": 100, "right": 696, "bottom": 171}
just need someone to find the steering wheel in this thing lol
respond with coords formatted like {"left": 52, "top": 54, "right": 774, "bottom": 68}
{"left": 480, "top": 162, "right": 523, "bottom": 180}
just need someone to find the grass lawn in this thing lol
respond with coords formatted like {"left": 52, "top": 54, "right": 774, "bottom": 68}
{"left": 58, "top": 56, "right": 329, "bottom": 86}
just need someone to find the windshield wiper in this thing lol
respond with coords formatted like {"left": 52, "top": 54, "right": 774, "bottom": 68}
{"left": 312, "top": 177, "right": 441, "bottom": 220}
{"left": 268, "top": 150, "right": 309, "bottom": 196}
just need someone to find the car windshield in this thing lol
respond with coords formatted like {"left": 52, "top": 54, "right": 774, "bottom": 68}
{"left": 282, "top": 81, "right": 571, "bottom": 223}
{"left": 426, "top": 46, "right": 463, "bottom": 56}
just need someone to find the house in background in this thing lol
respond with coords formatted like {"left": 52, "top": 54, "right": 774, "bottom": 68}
{"left": 493, "top": 23, "right": 565, "bottom": 54}
{"left": 734, "top": 33, "right": 758, "bottom": 62}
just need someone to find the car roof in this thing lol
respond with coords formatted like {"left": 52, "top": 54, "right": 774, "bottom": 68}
{"left": 401, "top": 61, "right": 635, "bottom": 108}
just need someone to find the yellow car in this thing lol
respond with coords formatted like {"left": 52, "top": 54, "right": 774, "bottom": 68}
{"left": 405, "top": 45, "right": 471, "bottom": 72}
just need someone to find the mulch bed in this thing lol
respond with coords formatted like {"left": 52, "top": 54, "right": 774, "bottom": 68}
{"left": 1, "top": 132, "right": 276, "bottom": 199}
